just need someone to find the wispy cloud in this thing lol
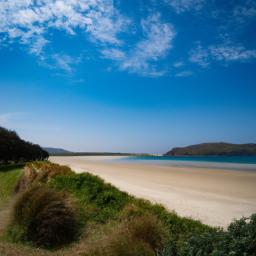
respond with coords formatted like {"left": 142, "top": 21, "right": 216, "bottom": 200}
{"left": 209, "top": 45, "right": 256, "bottom": 62}
{"left": 173, "top": 61, "right": 184, "bottom": 68}
{"left": 52, "top": 54, "right": 80, "bottom": 73}
{"left": 176, "top": 70, "right": 193, "bottom": 77}
{"left": 101, "top": 13, "right": 175, "bottom": 77}
{"left": 165, "top": 0, "right": 205, "bottom": 13}
{"left": 120, "top": 13, "right": 175, "bottom": 76}
{"left": 87, "top": 6, "right": 130, "bottom": 45}
{"left": 1, "top": 0, "right": 256, "bottom": 77}
{"left": 0, "top": 0, "right": 127, "bottom": 55}
{"left": 189, "top": 43, "right": 256, "bottom": 67}
{"left": 101, "top": 48, "right": 126, "bottom": 61}
{"left": 189, "top": 44, "right": 209, "bottom": 67}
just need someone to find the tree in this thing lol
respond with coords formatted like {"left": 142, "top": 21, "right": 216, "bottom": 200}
{"left": 0, "top": 126, "right": 49, "bottom": 164}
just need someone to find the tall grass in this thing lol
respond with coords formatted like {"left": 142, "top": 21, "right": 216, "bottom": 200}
{"left": 15, "top": 161, "right": 74, "bottom": 193}
{"left": 0, "top": 167, "right": 22, "bottom": 207}
{"left": 7, "top": 186, "right": 79, "bottom": 248}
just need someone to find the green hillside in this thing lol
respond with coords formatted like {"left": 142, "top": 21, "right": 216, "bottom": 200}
{"left": 165, "top": 142, "right": 256, "bottom": 156}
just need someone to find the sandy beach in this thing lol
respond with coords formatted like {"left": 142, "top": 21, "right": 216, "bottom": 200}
{"left": 50, "top": 156, "right": 256, "bottom": 227}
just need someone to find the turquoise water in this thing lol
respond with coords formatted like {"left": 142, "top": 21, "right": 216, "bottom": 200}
{"left": 113, "top": 155, "right": 256, "bottom": 171}
{"left": 123, "top": 155, "right": 256, "bottom": 164}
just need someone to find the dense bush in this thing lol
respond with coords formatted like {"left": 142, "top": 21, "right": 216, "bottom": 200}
{"left": 8, "top": 186, "right": 79, "bottom": 248}
{"left": 158, "top": 214, "right": 256, "bottom": 256}
{"left": 0, "top": 126, "right": 48, "bottom": 164}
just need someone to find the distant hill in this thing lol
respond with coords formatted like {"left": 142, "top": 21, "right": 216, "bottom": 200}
{"left": 165, "top": 143, "right": 256, "bottom": 156}
{"left": 43, "top": 147, "right": 131, "bottom": 156}
{"left": 44, "top": 147, "right": 148, "bottom": 156}
{"left": 43, "top": 147, "right": 71, "bottom": 154}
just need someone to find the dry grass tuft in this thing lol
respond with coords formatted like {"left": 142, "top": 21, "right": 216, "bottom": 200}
{"left": 9, "top": 185, "right": 79, "bottom": 248}
{"left": 126, "top": 214, "right": 169, "bottom": 251}
{"left": 14, "top": 162, "right": 74, "bottom": 193}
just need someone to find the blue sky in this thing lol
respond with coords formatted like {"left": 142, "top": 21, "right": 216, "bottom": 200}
{"left": 0, "top": 0, "right": 256, "bottom": 153}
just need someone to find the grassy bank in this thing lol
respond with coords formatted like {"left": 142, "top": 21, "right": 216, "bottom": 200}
{"left": 0, "top": 167, "right": 22, "bottom": 208}
{"left": 0, "top": 162, "right": 255, "bottom": 256}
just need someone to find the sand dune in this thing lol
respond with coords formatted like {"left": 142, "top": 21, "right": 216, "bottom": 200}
{"left": 50, "top": 156, "right": 256, "bottom": 227}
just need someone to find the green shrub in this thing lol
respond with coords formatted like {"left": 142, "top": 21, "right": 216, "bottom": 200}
{"left": 159, "top": 214, "right": 256, "bottom": 256}
{"left": 9, "top": 186, "right": 79, "bottom": 248}
{"left": 50, "top": 173, "right": 130, "bottom": 223}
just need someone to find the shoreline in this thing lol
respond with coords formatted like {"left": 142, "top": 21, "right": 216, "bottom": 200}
{"left": 50, "top": 156, "right": 256, "bottom": 227}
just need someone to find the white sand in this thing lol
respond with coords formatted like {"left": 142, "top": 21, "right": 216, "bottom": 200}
{"left": 50, "top": 156, "right": 256, "bottom": 227}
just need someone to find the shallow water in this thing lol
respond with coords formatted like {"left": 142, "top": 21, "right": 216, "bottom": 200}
{"left": 113, "top": 155, "right": 256, "bottom": 171}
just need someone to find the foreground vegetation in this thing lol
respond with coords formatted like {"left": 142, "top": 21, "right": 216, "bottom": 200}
{"left": 0, "top": 162, "right": 255, "bottom": 256}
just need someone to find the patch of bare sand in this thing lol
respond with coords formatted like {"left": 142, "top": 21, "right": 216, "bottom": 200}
{"left": 50, "top": 156, "right": 256, "bottom": 227}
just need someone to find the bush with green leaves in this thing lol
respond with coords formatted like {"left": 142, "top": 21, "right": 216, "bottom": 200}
{"left": 158, "top": 214, "right": 256, "bottom": 256}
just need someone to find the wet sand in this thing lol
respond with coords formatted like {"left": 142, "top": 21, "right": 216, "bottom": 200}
{"left": 50, "top": 156, "right": 256, "bottom": 227}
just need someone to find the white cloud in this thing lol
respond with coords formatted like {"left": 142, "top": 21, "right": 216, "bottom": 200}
{"left": 100, "top": 13, "right": 175, "bottom": 76}
{"left": 116, "top": 13, "right": 175, "bottom": 76}
{"left": 189, "top": 43, "right": 256, "bottom": 67}
{"left": 232, "top": 0, "right": 256, "bottom": 20}
{"left": 189, "top": 44, "right": 209, "bottom": 67}
{"left": 176, "top": 70, "right": 193, "bottom": 77}
{"left": 52, "top": 54, "right": 80, "bottom": 73}
{"left": 0, "top": 0, "right": 127, "bottom": 56}
{"left": 209, "top": 45, "right": 256, "bottom": 62}
{"left": 87, "top": 6, "right": 130, "bottom": 45}
{"left": 173, "top": 61, "right": 184, "bottom": 68}
{"left": 165, "top": 0, "right": 204, "bottom": 13}
{"left": 101, "top": 48, "right": 126, "bottom": 60}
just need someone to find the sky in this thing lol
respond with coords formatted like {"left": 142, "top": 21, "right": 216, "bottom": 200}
{"left": 0, "top": 0, "right": 256, "bottom": 154}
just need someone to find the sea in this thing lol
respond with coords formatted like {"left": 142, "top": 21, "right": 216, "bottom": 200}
{"left": 112, "top": 155, "right": 256, "bottom": 171}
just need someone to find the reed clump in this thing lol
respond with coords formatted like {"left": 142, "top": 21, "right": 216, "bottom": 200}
{"left": 8, "top": 185, "right": 79, "bottom": 248}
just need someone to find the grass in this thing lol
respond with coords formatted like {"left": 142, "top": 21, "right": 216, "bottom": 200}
{"left": 0, "top": 167, "right": 22, "bottom": 208}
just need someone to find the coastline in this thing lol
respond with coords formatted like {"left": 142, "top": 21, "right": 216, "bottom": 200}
{"left": 50, "top": 156, "right": 256, "bottom": 227}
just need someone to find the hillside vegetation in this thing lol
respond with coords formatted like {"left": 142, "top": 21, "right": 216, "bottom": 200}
{"left": 0, "top": 162, "right": 255, "bottom": 255}
{"left": 0, "top": 126, "right": 49, "bottom": 164}
{"left": 165, "top": 142, "right": 256, "bottom": 156}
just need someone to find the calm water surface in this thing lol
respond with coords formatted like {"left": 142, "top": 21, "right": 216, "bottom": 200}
{"left": 112, "top": 155, "right": 256, "bottom": 171}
